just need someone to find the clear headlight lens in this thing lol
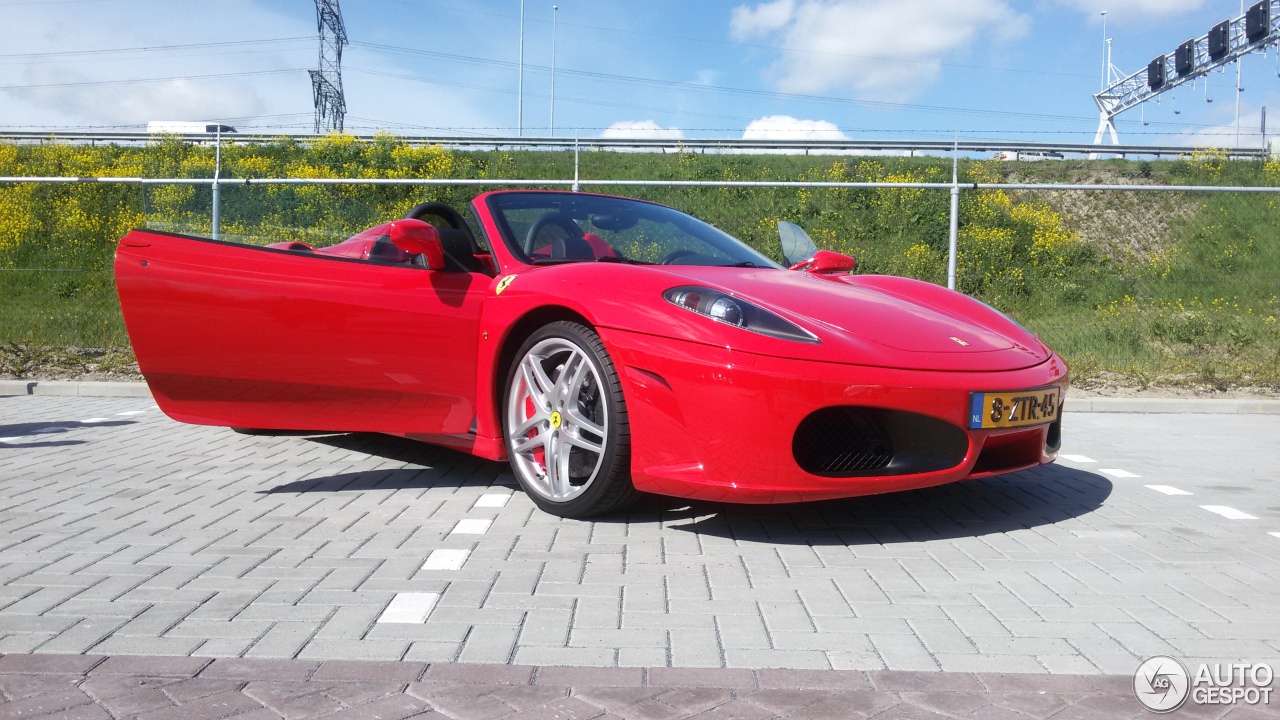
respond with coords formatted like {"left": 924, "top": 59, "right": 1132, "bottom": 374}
{"left": 708, "top": 297, "right": 744, "bottom": 326}
{"left": 663, "top": 286, "right": 819, "bottom": 343}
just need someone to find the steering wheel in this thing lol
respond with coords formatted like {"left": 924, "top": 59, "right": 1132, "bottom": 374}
{"left": 659, "top": 249, "right": 701, "bottom": 265}
{"left": 523, "top": 211, "right": 584, "bottom": 255}
{"left": 405, "top": 201, "right": 468, "bottom": 230}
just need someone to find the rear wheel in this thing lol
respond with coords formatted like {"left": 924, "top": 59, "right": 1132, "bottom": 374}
{"left": 503, "top": 321, "right": 636, "bottom": 517}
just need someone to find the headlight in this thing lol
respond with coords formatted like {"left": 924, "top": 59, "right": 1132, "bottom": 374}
{"left": 708, "top": 297, "right": 744, "bottom": 326}
{"left": 664, "top": 286, "right": 819, "bottom": 343}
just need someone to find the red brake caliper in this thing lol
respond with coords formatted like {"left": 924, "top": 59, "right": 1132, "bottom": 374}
{"left": 524, "top": 389, "right": 545, "bottom": 467}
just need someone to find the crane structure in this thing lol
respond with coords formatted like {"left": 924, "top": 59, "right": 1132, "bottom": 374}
{"left": 309, "top": 0, "right": 349, "bottom": 134}
{"left": 1093, "top": 0, "right": 1277, "bottom": 146}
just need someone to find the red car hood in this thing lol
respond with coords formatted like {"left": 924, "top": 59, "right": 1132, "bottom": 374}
{"left": 660, "top": 266, "right": 1051, "bottom": 372}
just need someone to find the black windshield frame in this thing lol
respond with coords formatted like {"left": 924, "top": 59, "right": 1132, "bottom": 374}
{"left": 484, "top": 192, "right": 781, "bottom": 269}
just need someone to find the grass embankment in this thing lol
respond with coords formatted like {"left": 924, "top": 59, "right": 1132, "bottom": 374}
{"left": 1, "top": 137, "right": 1277, "bottom": 392}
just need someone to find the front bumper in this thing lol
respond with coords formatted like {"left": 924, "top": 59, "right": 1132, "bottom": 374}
{"left": 601, "top": 327, "right": 1069, "bottom": 504}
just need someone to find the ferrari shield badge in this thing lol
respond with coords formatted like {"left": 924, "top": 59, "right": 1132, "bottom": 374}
{"left": 495, "top": 275, "right": 517, "bottom": 295}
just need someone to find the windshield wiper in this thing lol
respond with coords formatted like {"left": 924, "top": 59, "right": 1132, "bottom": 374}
{"left": 531, "top": 258, "right": 589, "bottom": 265}
{"left": 595, "top": 256, "right": 655, "bottom": 265}
{"left": 727, "top": 261, "right": 760, "bottom": 268}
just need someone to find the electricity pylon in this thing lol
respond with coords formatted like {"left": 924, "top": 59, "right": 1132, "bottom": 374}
{"left": 309, "top": 0, "right": 348, "bottom": 134}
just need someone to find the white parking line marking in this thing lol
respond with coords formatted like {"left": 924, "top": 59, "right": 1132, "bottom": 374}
{"left": 115, "top": 411, "right": 147, "bottom": 417}
{"left": 0, "top": 437, "right": 22, "bottom": 443}
{"left": 377, "top": 593, "right": 439, "bottom": 623}
{"left": 1146, "top": 485, "right": 1192, "bottom": 496}
{"left": 1270, "top": 532, "right": 1280, "bottom": 539}
{"left": 1099, "top": 469, "right": 1140, "bottom": 478}
{"left": 81, "top": 418, "right": 112, "bottom": 424}
{"left": 473, "top": 493, "right": 511, "bottom": 509}
{"left": 451, "top": 518, "right": 492, "bottom": 535}
{"left": 1201, "top": 505, "right": 1258, "bottom": 521}
{"left": 1059, "top": 454, "right": 1096, "bottom": 463}
{"left": 422, "top": 548, "right": 471, "bottom": 571}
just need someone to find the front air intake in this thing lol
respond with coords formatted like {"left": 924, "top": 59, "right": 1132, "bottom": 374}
{"left": 793, "top": 408, "right": 894, "bottom": 476}
{"left": 792, "top": 407, "right": 969, "bottom": 478}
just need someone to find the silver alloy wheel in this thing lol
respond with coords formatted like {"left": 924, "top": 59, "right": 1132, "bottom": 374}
{"left": 506, "top": 337, "right": 609, "bottom": 503}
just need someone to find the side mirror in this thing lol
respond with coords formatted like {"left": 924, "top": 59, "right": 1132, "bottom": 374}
{"left": 791, "top": 249, "right": 856, "bottom": 274}
{"left": 389, "top": 219, "right": 446, "bottom": 270}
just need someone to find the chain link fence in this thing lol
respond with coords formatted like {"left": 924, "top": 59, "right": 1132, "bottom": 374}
{"left": 1, "top": 140, "right": 1278, "bottom": 389}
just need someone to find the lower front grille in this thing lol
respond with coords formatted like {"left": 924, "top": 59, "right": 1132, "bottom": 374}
{"left": 792, "top": 406, "right": 970, "bottom": 478}
{"left": 793, "top": 408, "right": 894, "bottom": 476}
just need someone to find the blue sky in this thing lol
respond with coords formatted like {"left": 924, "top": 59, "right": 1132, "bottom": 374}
{"left": 0, "top": 0, "right": 1275, "bottom": 146}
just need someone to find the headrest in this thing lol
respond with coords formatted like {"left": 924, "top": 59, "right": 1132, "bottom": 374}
{"left": 554, "top": 235, "right": 595, "bottom": 260}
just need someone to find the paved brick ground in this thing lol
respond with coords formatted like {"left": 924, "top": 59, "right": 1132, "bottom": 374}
{"left": 0, "top": 653, "right": 1203, "bottom": 719}
{"left": 0, "top": 396, "right": 1278, "bottom": 676}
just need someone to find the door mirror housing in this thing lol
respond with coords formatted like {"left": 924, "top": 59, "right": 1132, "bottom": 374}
{"left": 791, "top": 249, "right": 856, "bottom": 274}
{"left": 389, "top": 219, "right": 446, "bottom": 270}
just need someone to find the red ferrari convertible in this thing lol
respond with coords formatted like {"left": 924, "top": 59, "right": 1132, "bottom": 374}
{"left": 115, "top": 191, "right": 1068, "bottom": 517}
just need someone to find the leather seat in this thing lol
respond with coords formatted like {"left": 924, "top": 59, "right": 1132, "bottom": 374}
{"left": 438, "top": 228, "right": 486, "bottom": 273}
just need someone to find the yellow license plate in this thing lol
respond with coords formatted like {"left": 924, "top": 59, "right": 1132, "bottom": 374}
{"left": 969, "top": 388, "right": 1060, "bottom": 429}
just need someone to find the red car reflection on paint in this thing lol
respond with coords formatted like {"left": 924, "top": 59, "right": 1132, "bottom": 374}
{"left": 115, "top": 191, "right": 1068, "bottom": 518}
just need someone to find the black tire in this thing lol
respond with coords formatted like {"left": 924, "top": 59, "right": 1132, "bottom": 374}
{"left": 503, "top": 321, "right": 636, "bottom": 518}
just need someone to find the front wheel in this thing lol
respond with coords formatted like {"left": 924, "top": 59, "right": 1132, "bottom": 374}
{"left": 503, "top": 321, "right": 636, "bottom": 517}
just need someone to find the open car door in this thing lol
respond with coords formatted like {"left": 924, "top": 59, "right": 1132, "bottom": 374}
{"left": 115, "top": 230, "right": 485, "bottom": 435}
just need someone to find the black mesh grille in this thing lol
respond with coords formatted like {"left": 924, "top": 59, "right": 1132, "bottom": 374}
{"left": 793, "top": 408, "right": 894, "bottom": 476}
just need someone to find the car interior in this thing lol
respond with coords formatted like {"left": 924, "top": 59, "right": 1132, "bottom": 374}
{"left": 265, "top": 201, "right": 497, "bottom": 275}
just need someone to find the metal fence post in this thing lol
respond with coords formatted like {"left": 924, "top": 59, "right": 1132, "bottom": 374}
{"left": 572, "top": 130, "right": 581, "bottom": 193}
{"left": 948, "top": 185, "right": 959, "bottom": 291}
{"left": 947, "top": 137, "right": 959, "bottom": 291}
{"left": 211, "top": 127, "right": 222, "bottom": 241}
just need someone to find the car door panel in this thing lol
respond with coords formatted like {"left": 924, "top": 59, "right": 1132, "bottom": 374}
{"left": 115, "top": 230, "right": 483, "bottom": 434}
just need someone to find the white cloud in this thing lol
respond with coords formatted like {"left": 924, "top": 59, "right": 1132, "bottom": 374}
{"left": 1057, "top": 0, "right": 1208, "bottom": 20}
{"left": 13, "top": 66, "right": 268, "bottom": 127}
{"left": 735, "top": 115, "right": 907, "bottom": 155}
{"left": 742, "top": 115, "right": 848, "bottom": 140}
{"left": 729, "top": 0, "right": 1026, "bottom": 100}
{"left": 599, "top": 120, "right": 685, "bottom": 139}
{"left": 730, "top": 0, "right": 795, "bottom": 36}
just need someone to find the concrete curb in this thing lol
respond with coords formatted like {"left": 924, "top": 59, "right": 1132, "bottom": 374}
{"left": 0, "top": 380, "right": 153, "bottom": 399}
{"left": 1067, "top": 396, "right": 1280, "bottom": 414}
{"left": 4, "top": 380, "right": 1280, "bottom": 414}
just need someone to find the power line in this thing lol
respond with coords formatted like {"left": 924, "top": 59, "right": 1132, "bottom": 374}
{"left": 351, "top": 42, "right": 1108, "bottom": 125}
{"left": 345, "top": 67, "right": 754, "bottom": 123}
{"left": 0, "top": 69, "right": 304, "bottom": 91}
{"left": 380, "top": 0, "right": 1095, "bottom": 80}
{"left": 352, "top": 42, "right": 1238, "bottom": 131}
{"left": 0, "top": 37, "right": 312, "bottom": 61}
{"left": 0, "top": 48, "right": 319, "bottom": 70}
{"left": 0, "top": 0, "right": 127, "bottom": 5}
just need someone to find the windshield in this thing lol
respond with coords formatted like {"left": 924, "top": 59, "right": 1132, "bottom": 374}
{"left": 486, "top": 192, "right": 781, "bottom": 268}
